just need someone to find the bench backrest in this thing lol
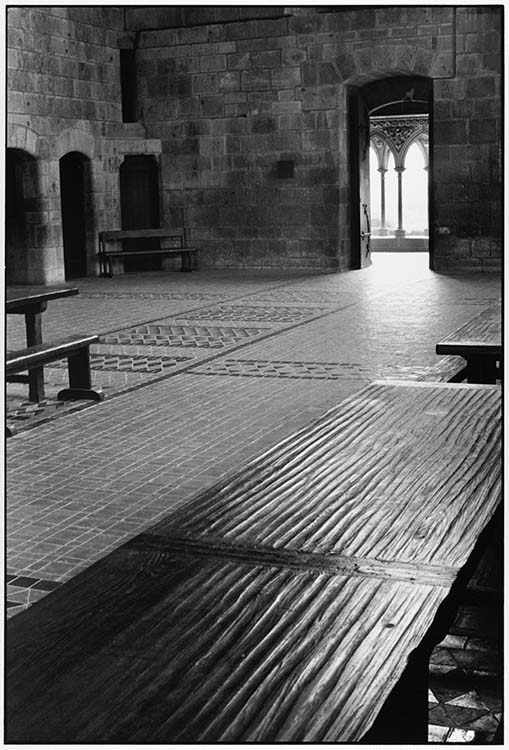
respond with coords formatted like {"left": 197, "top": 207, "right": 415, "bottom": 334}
{"left": 99, "top": 228, "right": 186, "bottom": 243}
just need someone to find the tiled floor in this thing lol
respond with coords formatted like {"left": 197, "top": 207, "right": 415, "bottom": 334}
{"left": 6, "top": 253, "right": 502, "bottom": 742}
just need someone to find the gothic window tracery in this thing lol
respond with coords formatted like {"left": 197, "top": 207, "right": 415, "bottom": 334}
{"left": 369, "top": 115, "right": 429, "bottom": 238}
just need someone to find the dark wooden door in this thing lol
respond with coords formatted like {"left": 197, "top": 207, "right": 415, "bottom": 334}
{"left": 349, "top": 91, "right": 372, "bottom": 270}
{"left": 120, "top": 155, "right": 161, "bottom": 271}
{"left": 60, "top": 152, "right": 88, "bottom": 279}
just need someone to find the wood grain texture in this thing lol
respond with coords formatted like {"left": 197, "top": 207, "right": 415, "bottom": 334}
{"left": 156, "top": 382, "right": 501, "bottom": 569}
{"left": 6, "top": 380, "right": 501, "bottom": 743}
{"left": 6, "top": 552, "right": 447, "bottom": 743}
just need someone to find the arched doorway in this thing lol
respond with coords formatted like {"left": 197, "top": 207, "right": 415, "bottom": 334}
{"left": 6, "top": 148, "right": 38, "bottom": 283}
{"left": 59, "top": 152, "right": 90, "bottom": 279}
{"left": 349, "top": 76, "right": 432, "bottom": 269}
{"left": 119, "top": 155, "right": 161, "bottom": 271}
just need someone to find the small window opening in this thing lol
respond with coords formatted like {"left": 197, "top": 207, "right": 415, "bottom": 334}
{"left": 120, "top": 49, "right": 137, "bottom": 123}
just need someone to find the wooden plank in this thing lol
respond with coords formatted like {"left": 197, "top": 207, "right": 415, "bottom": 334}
{"left": 6, "top": 286, "right": 79, "bottom": 312}
{"left": 155, "top": 381, "right": 501, "bottom": 569}
{"left": 6, "top": 550, "right": 448, "bottom": 743}
{"left": 436, "top": 303, "right": 501, "bottom": 356}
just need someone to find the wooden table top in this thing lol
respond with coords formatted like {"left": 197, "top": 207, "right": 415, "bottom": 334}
{"left": 6, "top": 285, "right": 79, "bottom": 312}
{"left": 436, "top": 303, "right": 502, "bottom": 357}
{"left": 6, "top": 381, "right": 501, "bottom": 743}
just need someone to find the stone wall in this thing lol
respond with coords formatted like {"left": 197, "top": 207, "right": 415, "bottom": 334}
{"left": 433, "top": 7, "right": 502, "bottom": 271}
{"left": 6, "top": 6, "right": 160, "bottom": 283}
{"left": 6, "top": 6, "right": 502, "bottom": 279}
{"left": 131, "top": 5, "right": 501, "bottom": 272}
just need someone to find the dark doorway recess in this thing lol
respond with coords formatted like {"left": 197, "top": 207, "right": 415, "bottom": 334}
{"left": 119, "top": 155, "right": 161, "bottom": 272}
{"left": 60, "top": 152, "right": 89, "bottom": 279}
{"left": 6, "top": 148, "right": 38, "bottom": 283}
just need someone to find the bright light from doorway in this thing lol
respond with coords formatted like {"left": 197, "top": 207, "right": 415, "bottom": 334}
{"left": 403, "top": 143, "right": 428, "bottom": 235}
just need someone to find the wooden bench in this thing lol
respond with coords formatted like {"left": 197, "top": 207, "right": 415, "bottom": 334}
{"left": 6, "top": 335, "right": 103, "bottom": 427}
{"left": 5, "top": 381, "right": 501, "bottom": 743}
{"left": 98, "top": 228, "right": 198, "bottom": 277}
{"left": 436, "top": 302, "right": 502, "bottom": 384}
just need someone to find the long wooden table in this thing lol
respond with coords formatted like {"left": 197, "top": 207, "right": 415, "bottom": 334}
{"left": 6, "top": 381, "right": 501, "bottom": 743}
{"left": 6, "top": 285, "right": 79, "bottom": 401}
{"left": 436, "top": 302, "right": 502, "bottom": 383}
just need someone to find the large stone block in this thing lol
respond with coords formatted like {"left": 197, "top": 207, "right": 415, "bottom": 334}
{"left": 200, "top": 54, "right": 226, "bottom": 72}
{"left": 302, "top": 62, "right": 318, "bottom": 86}
{"left": 251, "top": 49, "right": 281, "bottom": 68}
{"left": 250, "top": 115, "right": 277, "bottom": 133}
{"left": 223, "top": 21, "right": 256, "bottom": 41}
{"left": 434, "top": 119, "right": 468, "bottom": 145}
{"left": 241, "top": 68, "right": 271, "bottom": 91}
{"left": 289, "top": 14, "right": 327, "bottom": 34}
{"left": 271, "top": 66, "right": 301, "bottom": 89}
{"left": 301, "top": 86, "right": 338, "bottom": 111}
{"left": 469, "top": 118, "right": 497, "bottom": 144}
{"left": 255, "top": 18, "right": 289, "bottom": 37}
{"left": 227, "top": 52, "right": 251, "bottom": 70}
{"left": 302, "top": 129, "right": 335, "bottom": 151}
{"left": 278, "top": 113, "right": 303, "bottom": 131}
{"left": 465, "top": 76, "right": 496, "bottom": 98}
{"left": 282, "top": 47, "right": 307, "bottom": 66}
{"left": 455, "top": 53, "right": 483, "bottom": 76}
{"left": 193, "top": 73, "right": 219, "bottom": 94}
{"left": 218, "top": 71, "right": 241, "bottom": 92}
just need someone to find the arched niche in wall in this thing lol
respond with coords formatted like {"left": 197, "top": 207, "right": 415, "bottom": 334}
{"left": 59, "top": 151, "right": 93, "bottom": 279}
{"left": 6, "top": 148, "right": 40, "bottom": 284}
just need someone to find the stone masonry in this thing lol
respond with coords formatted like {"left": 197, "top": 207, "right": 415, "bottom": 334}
{"left": 6, "top": 6, "right": 502, "bottom": 280}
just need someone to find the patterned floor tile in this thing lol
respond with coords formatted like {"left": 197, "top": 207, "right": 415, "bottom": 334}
{"left": 190, "top": 359, "right": 372, "bottom": 380}
{"left": 6, "top": 397, "right": 96, "bottom": 433}
{"left": 6, "top": 575, "right": 61, "bottom": 618}
{"left": 446, "top": 727, "right": 477, "bottom": 742}
{"left": 428, "top": 723, "right": 452, "bottom": 742}
{"left": 56, "top": 353, "right": 192, "bottom": 373}
{"left": 80, "top": 291, "right": 224, "bottom": 300}
{"left": 101, "top": 324, "right": 268, "bottom": 348}
{"left": 177, "top": 304, "right": 327, "bottom": 322}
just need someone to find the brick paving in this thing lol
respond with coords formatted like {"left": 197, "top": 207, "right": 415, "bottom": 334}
{"left": 6, "top": 254, "right": 502, "bottom": 741}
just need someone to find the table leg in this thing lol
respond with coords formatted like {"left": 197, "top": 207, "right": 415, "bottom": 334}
{"left": 467, "top": 356, "right": 498, "bottom": 384}
{"left": 25, "top": 310, "right": 45, "bottom": 402}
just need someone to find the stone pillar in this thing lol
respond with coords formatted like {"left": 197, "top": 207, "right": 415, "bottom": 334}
{"left": 378, "top": 166, "right": 388, "bottom": 236}
{"left": 394, "top": 166, "right": 405, "bottom": 238}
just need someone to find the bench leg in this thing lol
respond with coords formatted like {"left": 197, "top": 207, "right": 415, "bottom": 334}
{"left": 27, "top": 369, "right": 45, "bottom": 403}
{"left": 181, "top": 251, "right": 193, "bottom": 272}
{"left": 467, "top": 356, "right": 498, "bottom": 384}
{"left": 448, "top": 364, "right": 469, "bottom": 383}
{"left": 57, "top": 347, "right": 103, "bottom": 402}
{"left": 99, "top": 255, "right": 113, "bottom": 278}
{"left": 25, "top": 311, "right": 45, "bottom": 402}
{"left": 361, "top": 647, "right": 429, "bottom": 743}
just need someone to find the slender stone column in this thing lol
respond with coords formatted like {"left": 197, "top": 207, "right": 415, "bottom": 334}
{"left": 394, "top": 166, "right": 405, "bottom": 238}
{"left": 378, "top": 166, "right": 388, "bottom": 236}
